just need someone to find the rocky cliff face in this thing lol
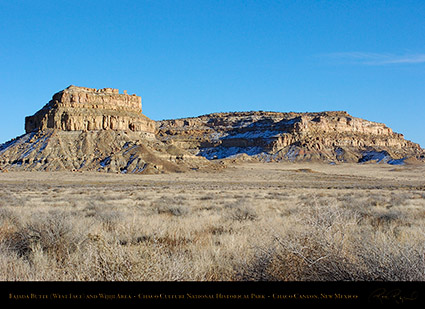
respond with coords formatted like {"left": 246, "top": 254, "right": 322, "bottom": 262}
{"left": 157, "top": 111, "right": 424, "bottom": 164}
{"left": 25, "top": 85, "right": 156, "bottom": 133}
{"left": 1, "top": 86, "right": 423, "bottom": 174}
{"left": 1, "top": 86, "right": 214, "bottom": 174}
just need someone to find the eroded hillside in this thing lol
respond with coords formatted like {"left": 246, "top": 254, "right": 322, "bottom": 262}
{"left": 1, "top": 86, "right": 423, "bottom": 173}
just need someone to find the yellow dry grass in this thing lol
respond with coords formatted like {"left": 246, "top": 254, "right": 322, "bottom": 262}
{"left": 0, "top": 162, "right": 424, "bottom": 281}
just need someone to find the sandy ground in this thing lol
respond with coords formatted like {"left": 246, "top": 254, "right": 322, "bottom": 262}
{"left": 1, "top": 161, "right": 424, "bottom": 216}
{"left": 1, "top": 161, "right": 424, "bottom": 189}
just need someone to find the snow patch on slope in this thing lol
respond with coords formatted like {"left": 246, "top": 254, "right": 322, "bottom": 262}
{"left": 221, "top": 130, "right": 281, "bottom": 140}
{"left": 198, "top": 146, "right": 264, "bottom": 160}
{"left": 359, "top": 151, "right": 405, "bottom": 165}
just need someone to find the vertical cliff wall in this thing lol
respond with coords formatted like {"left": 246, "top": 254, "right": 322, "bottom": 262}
{"left": 25, "top": 85, "right": 156, "bottom": 133}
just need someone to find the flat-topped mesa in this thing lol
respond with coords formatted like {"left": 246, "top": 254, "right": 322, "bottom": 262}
{"left": 157, "top": 110, "right": 424, "bottom": 162}
{"left": 52, "top": 85, "right": 142, "bottom": 113}
{"left": 25, "top": 85, "right": 156, "bottom": 133}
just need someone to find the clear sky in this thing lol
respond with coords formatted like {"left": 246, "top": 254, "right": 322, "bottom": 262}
{"left": 1, "top": 0, "right": 424, "bottom": 147}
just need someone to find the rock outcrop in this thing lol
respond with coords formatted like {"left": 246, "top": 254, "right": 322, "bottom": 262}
{"left": 157, "top": 111, "right": 424, "bottom": 164}
{"left": 25, "top": 85, "right": 156, "bottom": 133}
{"left": 1, "top": 86, "right": 214, "bottom": 174}
{"left": 1, "top": 86, "right": 423, "bottom": 174}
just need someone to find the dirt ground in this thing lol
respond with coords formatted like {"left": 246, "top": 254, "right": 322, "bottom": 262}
{"left": 2, "top": 161, "right": 424, "bottom": 190}
{"left": 0, "top": 162, "right": 424, "bottom": 281}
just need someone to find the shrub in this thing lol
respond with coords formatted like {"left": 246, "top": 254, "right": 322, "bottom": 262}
{"left": 236, "top": 204, "right": 425, "bottom": 281}
{"left": 4, "top": 211, "right": 85, "bottom": 263}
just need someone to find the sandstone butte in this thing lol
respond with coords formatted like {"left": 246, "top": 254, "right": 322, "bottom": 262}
{"left": 0, "top": 85, "right": 424, "bottom": 174}
{"left": 25, "top": 85, "right": 156, "bottom": 133}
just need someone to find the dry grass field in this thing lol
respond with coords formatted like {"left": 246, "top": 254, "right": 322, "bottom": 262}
{"left": 0, "top": 162, "right": 424, "bottom": 281}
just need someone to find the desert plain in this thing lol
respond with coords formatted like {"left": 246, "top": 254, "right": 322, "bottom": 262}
{"left": 0, "top": 161, "right": 424, "bottom": 281}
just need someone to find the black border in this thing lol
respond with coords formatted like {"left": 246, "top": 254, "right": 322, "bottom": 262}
{"left": 1, "top": 281, "right": 424, "bottom": 305}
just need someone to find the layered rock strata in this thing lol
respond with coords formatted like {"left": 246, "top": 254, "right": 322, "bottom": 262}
{"left": 25, "top": 85, "right": 156, "bottom": 133}
{"left": 157, "top": 111, "right": 424, "bottom": 164}
{"left": 1, "top": 86, "right": 213, "bottom": 174}
{"left": 1, "top": 85, "right": 423, "bottom": 174}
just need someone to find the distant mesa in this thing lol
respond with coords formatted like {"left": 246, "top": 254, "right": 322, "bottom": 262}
{"left": 0, "top": 85, "right": 424, "bottom": 174}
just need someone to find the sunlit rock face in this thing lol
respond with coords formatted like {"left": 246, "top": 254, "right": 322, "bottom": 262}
{"left": 0, "top": 86, "right": 215, "bottom": 174}
{"left": 1, "top": 85, "right": 424, "bottom": 174}
{"left": 157, "top": 111, "right": 424, "bottom": 164}
{"left": 25, "top": 85, "right": 156, "bottom": 133}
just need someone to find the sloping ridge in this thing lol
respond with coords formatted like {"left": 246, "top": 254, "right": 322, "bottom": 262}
{"left": 0, "top": 129, "right": 211, "bottom": 174}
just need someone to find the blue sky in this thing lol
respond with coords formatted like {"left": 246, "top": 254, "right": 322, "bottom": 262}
{"left": 1, "top": 0, "right": 424, "bottom": 147}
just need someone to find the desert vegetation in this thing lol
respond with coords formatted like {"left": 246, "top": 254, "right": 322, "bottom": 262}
{"left": 0, "top": 163, "right": 424, "bottom": 281}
